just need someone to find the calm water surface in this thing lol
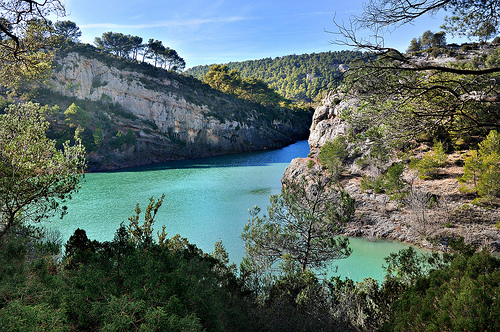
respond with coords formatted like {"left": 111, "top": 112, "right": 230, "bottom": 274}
{"left": 51, "top": 140, "right": 418, "bottom": 281}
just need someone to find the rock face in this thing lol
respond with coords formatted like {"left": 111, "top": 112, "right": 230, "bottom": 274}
{"left": 48, "top": 50, "right": 309, "bottom": 170}
{"left": 282, "top": 92, "right": 500, "bottom": 252}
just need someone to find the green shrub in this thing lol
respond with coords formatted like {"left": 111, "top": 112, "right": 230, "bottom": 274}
{"left": 307, "top": 159, "right": 315, "bottom": 169}
{"left": 360, "top": 163, "right": 407, "bottom": 198}
{"left": 360, "top": 174, "right": 385, "bottom": 193}
{"left": 318, "top": 136, "right": 348, "bottom": 178}
{"left": 459, "top": 130, "right": 500, "bottom": 204}
{"left": 410, "top": 141, "right": 447, "bottom": 179}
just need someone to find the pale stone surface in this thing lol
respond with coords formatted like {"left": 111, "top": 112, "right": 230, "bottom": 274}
{"left": 282, "top": 92, "right": 500, "bottom": 252}
{"left": 50, "top": 52, "right": 307, "bottom": 170}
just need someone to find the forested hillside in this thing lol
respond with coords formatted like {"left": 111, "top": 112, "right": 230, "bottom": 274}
{"left": 7, "top": 43, "right": 311, "bottom": 171}
{"left": 185, "top": 51, "right": 363, "bottom": 103}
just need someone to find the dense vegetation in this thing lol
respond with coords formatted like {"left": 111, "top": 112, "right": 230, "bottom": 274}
{"left": 3, "top": 42, "right": 312, "bottom": 170}
{"left": 185, "top": 51, "right": 363, "bottom": 103}
{"left": 2, "top": 199, "right": 500, "bottom": 331}
{"left": 1, "top": 0, "right": 500, "bottom": 331}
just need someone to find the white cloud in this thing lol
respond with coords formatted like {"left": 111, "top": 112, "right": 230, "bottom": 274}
{"left": 80, "top": 16, "right": 248, "bottom": 29}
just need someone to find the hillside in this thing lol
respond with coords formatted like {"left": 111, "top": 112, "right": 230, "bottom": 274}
{"left": 27, "top": 44, "right": 311, "bottom": 171}
{"left": 282, "top": 44, "right": 500, "bottom": 253}
{"left": 185, "top": 51, "right": 363, "bottom": 103}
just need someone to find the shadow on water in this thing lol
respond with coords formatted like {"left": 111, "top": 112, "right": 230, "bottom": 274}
{"left": 109, "top": 140, "right": 310, "bottom": 173}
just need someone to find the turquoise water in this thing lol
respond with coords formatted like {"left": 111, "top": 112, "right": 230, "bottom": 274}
{"left": 50, "top": 140, "right": 417, "bottom": 281}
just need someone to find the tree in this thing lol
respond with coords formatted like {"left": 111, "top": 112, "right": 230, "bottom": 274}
{"left": 64, "top": 103, "right": 90, "bottom": 128}
{"left": 459, "top": 130, "right": 500, "bottom": 204}
{"left": 242, "top": 171, "right": 354, "bottom": 274}
{"left": 431, "top": 31, "right": 446, "bottom": 47}
{"left": 420, "top": 30, "right": 434, "bottom": 49}
{"left": 161, "top": 48, "right": 185, "bottom": 72}
{"left": 0, "top": 102, "right": 86, "bottom": 240}
{"left": 53, "top": 20, "right": 81, "bottom": 42}
{"left": 0, "top": 0, "right": 65, "bottom": 86}
{"left": 407, "top": 38, "right": 421, "bottom": 53}
{"left": 128, "top": 35, "right": 143, "bottom": 61}
{"left": 442, "top": 0, "right": 500, "bottom": 41}
{"left": 94, "top": 32, "right": 132, "bottom": 57}
{"left": 383, "top": 249, "right": 500, "bottom": 331}
{"left": 332, "top": 0, "right": 500, "bottom": 146}
{"left": 145, "top": 38, "right": 165, "bottom": 67}
{"left": 203, "top": 64, "right": 241, "bottom": 94}
{"left": 318, "top": 135, "right": 349, "bottom": 180}
{"left": 349, "top": 0, "right": 500, "bottom": 42}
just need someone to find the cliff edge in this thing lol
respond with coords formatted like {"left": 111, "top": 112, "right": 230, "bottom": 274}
{"left": 283, "top": 92, "right": 500, "bottom": 252}
{"left": 42, "top": 45, "right": 310, "bottom": 171}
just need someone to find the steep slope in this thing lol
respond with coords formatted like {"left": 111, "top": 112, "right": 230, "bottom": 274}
{"left": 185, "top": 51, "right": 363, "bottom": 103}
{"left": 39, "top": 45, "right": 311, "bottom": 171}
{"left": 282, "top": 92, "right": 500, "bottom": 252}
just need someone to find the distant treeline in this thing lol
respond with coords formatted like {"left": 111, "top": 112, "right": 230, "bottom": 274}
{"left": 185, "top": 51, "right": 363, "bottom": 103}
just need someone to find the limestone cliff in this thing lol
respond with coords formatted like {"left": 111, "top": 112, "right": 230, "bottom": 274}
{"left": 44, "top": 46, "right": 310, "bottom": 171}
{"left": 282, "top": 92, "right": 500, "bottom": 252}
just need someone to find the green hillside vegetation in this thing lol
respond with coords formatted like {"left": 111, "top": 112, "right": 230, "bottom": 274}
{"left": 2, "top": 1, "right": 500, "bottom": 331}
{"left": 5, "top": 43, "right": 312, "bottom": 169}
{"left": 185, "top": 51, "right": 363, "bottom": 103}
{"left": 2, "top": 196, "right": 499, "bottom": 331}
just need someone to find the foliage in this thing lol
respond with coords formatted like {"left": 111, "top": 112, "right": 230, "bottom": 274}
{"left": 203, "top": 64, "right": 290, "bottom": 107}
{"left": 0, "top": 102, "right": 85, "bottom": 240}
{"left": 410, "top": 141, "right": 448, "bottom": 179}
{"left": 407, "top": 30, "right": 446, "bottom": 53}
{"left": 254, "top": 258, "right": 352, "bottom": 332}
{"left": 459, "top": 130, "right": 500, "bottom": 203}
{"left": 328, "top": 276, "right": 388, "bottom": 331}
{"left": 127, "top": 195, "right": 165, "bottom": 245}
{"left": 64, "top": 102, "right": 90, "bottom": 128}
{"left": 187, "top": 50, "right": 364, "bottom": 103}
{"left": 242, "top": 171, "right": 354, "bottom": 276}
{"left": 93, "top": 32, "right": 185, "bottom": 71}
{"left": 0, "top": 0, "right": 65, "bottom": 87}
{"left": 332, "top": 0, "right": 500, "bottom": 150}
{"left": 53, "top": 20, "right": 81, "bottom": 43}
{"left": 361, "top": 162, "right": 407, "bottom": 198}
{"left": 94, "top": 31, "right": 138, "bottom": 58}
{"left": 441, "top": 0, "right": 500, "bottom": 41}
{"left": 382, "top": 249, "right": 500, "bottom": 331}
{"left": 0, "top": 195, "right": 256, "bottom": 331}
{"left": 318, "top": 135, "right": 348, "bottom": 179}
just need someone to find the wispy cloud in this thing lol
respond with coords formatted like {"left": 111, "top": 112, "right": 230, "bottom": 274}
{"left": 80, "top": 16, "right": 249, "bottom": 29}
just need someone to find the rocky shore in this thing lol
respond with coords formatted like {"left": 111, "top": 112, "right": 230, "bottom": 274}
{"left": 282, "top": 93, "right": 500, "bottom": 252}
{"left": 47, "top": 50, "right": 309, "bottom": 171}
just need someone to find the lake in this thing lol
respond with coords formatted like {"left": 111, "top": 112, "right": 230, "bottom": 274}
{"left": 50, "top": 140, "right": 418, "bottom": 281}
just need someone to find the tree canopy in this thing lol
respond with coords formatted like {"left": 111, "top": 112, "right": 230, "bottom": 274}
{"left": 354, "top": 0, "right": 500, "bottom": 41}
{"left": 53, "top": 20, "right": 81, "bottom": 42}
{"left": 0, "top": 102, "right": 85, "bottom": 240}
{"left": 0, "top": 0, "right": 65, "bottom": 86}
{"left": 187, "top": 51, "right": 363, "bottom": 103}
{"left": 93, "top": 33, "right": 185, "bottom": 71}
{"left": 331, "top": 0, "right": 500, "bottom": 147}
{"left": 242, "top": 172, "right": 354, "bottom": 274}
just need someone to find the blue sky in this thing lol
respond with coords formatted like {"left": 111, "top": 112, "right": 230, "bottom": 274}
{"left": 61, "top": 0, "right": 455, "bottom": 68}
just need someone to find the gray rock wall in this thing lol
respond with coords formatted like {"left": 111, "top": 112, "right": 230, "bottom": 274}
{"left": 282, "top": 92, "right": 500, "bottom": 252}
{"left": 49, "top": 52, "right": 306, "bottom": 170}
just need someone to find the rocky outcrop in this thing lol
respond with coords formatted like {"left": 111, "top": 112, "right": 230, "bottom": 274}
{"left": 282, "top": 92, "right": 500, "bottom": 252}
{"left": 48, "top": 49, "right": 309, "bottom": 171}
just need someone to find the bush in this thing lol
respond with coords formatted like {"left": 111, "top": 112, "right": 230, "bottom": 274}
{"left": 383, "top": 250, "right": 500, "bottom": 331}
{"left": 410, "top": 141, "right": 447, "bottom": 179}
{"left": 360, "top": 163, "right": 407, "bottom": 198}
{"left": 318, "top": 135, "right": 348, "bottom": 178}
{"left": 459, "top": 130, "right": 500, "bottom": 204}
